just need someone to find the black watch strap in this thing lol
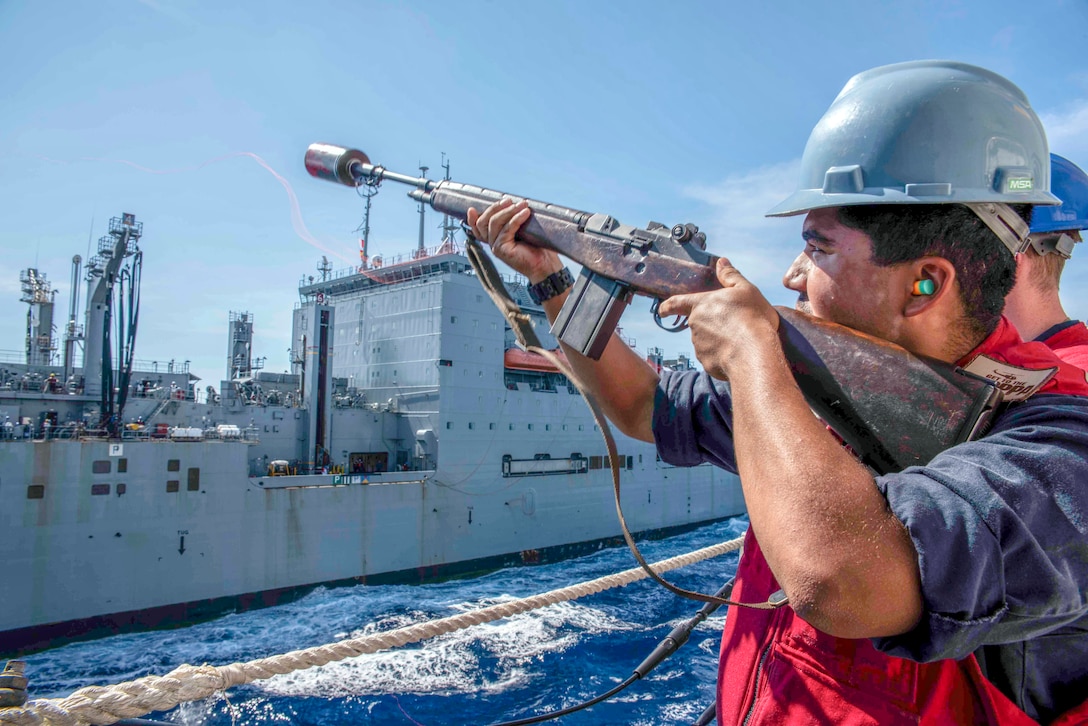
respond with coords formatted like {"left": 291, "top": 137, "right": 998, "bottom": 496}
{"left": 528, "top": 267, "right": 575, "bottom": 304}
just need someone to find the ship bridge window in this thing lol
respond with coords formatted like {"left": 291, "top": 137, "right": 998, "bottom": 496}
{"left": 92, "top": 460, "right": 111, "bottom": 474}
{"left": 167, "top": 459, "right": 180, "bottom": 472}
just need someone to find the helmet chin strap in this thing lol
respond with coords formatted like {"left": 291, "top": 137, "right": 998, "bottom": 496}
{"left": 964, "top": 202, "right": 1030, "bottom": 255}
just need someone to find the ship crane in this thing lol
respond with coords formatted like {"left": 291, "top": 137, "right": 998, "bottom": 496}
{"left": 82, "top": 213, "right": 143, "bottom": 434}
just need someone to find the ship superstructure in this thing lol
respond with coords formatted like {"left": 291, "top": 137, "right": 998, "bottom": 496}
{"left": 0, "top": 211, "right": 745, "bottom": 656}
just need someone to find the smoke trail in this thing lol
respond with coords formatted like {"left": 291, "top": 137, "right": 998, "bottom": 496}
{"left": 33, "top": 151, "right": 354, "bottom": 264}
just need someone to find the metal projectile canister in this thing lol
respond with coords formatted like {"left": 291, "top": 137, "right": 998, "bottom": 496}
{"left": 304, "top": 143, "right": 371, "bottom": 186}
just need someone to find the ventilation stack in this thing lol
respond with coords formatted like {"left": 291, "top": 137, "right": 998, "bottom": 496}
{"left": 19, "top": 268, "right": 57, "bottom": 367}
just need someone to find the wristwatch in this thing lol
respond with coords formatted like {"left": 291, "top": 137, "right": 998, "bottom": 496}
{"left": 528, "top": 267, "right": 575, "bottom": 304}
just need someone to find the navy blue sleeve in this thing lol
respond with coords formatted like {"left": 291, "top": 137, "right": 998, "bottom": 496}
{"left": 873, "top": 394, "right": 1088, "bottom": 662}
{"left": 652, "top": 370, "right": 739, "bottom": 473}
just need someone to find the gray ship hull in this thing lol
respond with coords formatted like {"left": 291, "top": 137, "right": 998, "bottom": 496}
{"left": 1, "top": 437, "right": 743, "bottom": 654}
{"left": 1, "top": 237, "right": 745, "bottom": 655}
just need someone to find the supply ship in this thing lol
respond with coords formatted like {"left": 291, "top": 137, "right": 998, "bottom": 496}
{"left": 0, "top": 209, "right": 745, "bottom": 656}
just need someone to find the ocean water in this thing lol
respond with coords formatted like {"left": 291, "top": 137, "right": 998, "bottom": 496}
{"left": 21, "top": 517, "right": 748, "bottom": 726}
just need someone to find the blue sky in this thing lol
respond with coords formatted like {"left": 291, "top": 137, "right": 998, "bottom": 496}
{"left": 2, "top": 0, "right": 1087, "bottom": 387}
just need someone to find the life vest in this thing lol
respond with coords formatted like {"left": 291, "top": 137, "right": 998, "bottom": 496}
{"left": 716, "top": 318, "right": 1088, "bottom": 725}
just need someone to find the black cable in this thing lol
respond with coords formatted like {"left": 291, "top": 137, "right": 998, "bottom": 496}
{"left": 487, "top": 578, "right": 735, "bottom": 726}
{"left": 116, "top": 252, "right": 142, "bottom": 416}
{"left": 692, "top": 701, "right": 716, "bottom": 726}
{"left": 488, "top": 675, "right": 640, "bottom": 726}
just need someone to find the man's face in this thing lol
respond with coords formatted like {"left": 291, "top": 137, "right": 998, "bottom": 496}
{"left": 783, "top": 207, "right": 903, "bottom": 341}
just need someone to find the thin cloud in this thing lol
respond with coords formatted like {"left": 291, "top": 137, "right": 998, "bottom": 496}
{"left": 0, "top": 267, "right": 21, "bottom": 296}
{"left": 134, "top": 0, "right": 198, "bottom": 27}
{"left": 991, "top": 26, "right": 1015, "bottom": 51}
{"left": 1042, "top": 99, "right": 1088, "bottom": 160}
{"left": 682, "top": 159, "right": 804, "bottom": 302}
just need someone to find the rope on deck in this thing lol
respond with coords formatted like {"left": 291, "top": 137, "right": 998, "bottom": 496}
{"left": 0, "top": 533, "right": 745, "bottom": 726}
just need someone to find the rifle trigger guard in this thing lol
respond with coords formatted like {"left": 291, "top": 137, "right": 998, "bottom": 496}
{"left": 651, "top": 299, "right": 689, "bottom": 332}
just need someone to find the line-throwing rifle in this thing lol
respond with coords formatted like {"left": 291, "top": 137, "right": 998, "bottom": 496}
{"left": 305, "top": 143, "right": 1003, "bottom": 475}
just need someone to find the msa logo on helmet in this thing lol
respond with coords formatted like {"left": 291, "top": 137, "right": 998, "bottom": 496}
{"left": 993, "top": 168, "right": 1036, "bottom": 195}
{"left": 1006, "top": 177, "right": 1034, "bottom": 192}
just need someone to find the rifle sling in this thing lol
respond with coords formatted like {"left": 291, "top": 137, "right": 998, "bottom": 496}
{"left": 463, "top": 234, "right": 783, "bottom": 610}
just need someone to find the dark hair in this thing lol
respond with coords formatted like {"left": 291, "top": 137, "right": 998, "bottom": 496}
{"left": 836, "top": 204, "right": 1031, "bottom": 341}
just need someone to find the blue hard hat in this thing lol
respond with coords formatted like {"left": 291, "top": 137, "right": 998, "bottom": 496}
{"left": 1030, "top": 154, "right": 1088, "bottom": 234}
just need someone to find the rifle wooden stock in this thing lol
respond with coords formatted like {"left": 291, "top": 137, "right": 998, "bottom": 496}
{"left": 777, "top": 308, "right": 1002, "bottom": 474}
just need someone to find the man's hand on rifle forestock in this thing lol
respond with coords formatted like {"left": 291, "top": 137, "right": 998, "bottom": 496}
{"left": 466, "top": 198, "right": 563, "bottom": 283}
{"left": 467, "top": 197, "right": 658, "bottom": 442}
{"left": 657, "top": 259, "right": 781, "bottom": 381}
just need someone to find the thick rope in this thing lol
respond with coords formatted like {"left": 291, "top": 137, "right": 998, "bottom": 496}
{"left": 0, "top": 535, "right": 744, "bottom": 726}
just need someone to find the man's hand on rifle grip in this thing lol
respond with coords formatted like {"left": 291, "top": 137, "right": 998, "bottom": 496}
{"left": 466, "top": 198, "right": 564, "bottom": 284}
{"left": 657, "top": 258, "right": 781, "bottom": 381}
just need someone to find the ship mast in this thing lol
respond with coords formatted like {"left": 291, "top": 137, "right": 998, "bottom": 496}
{"left": 63, "top": 254, "right": 83, "bottom": 382}
{"left": 416, "top": 163, "right": 429, "bottom": 255}
{"left": 353, "top": 170, "right": 381, "bottom": 270}
{"left": 439, "top": 153, "right": 459, "bottom": 246}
